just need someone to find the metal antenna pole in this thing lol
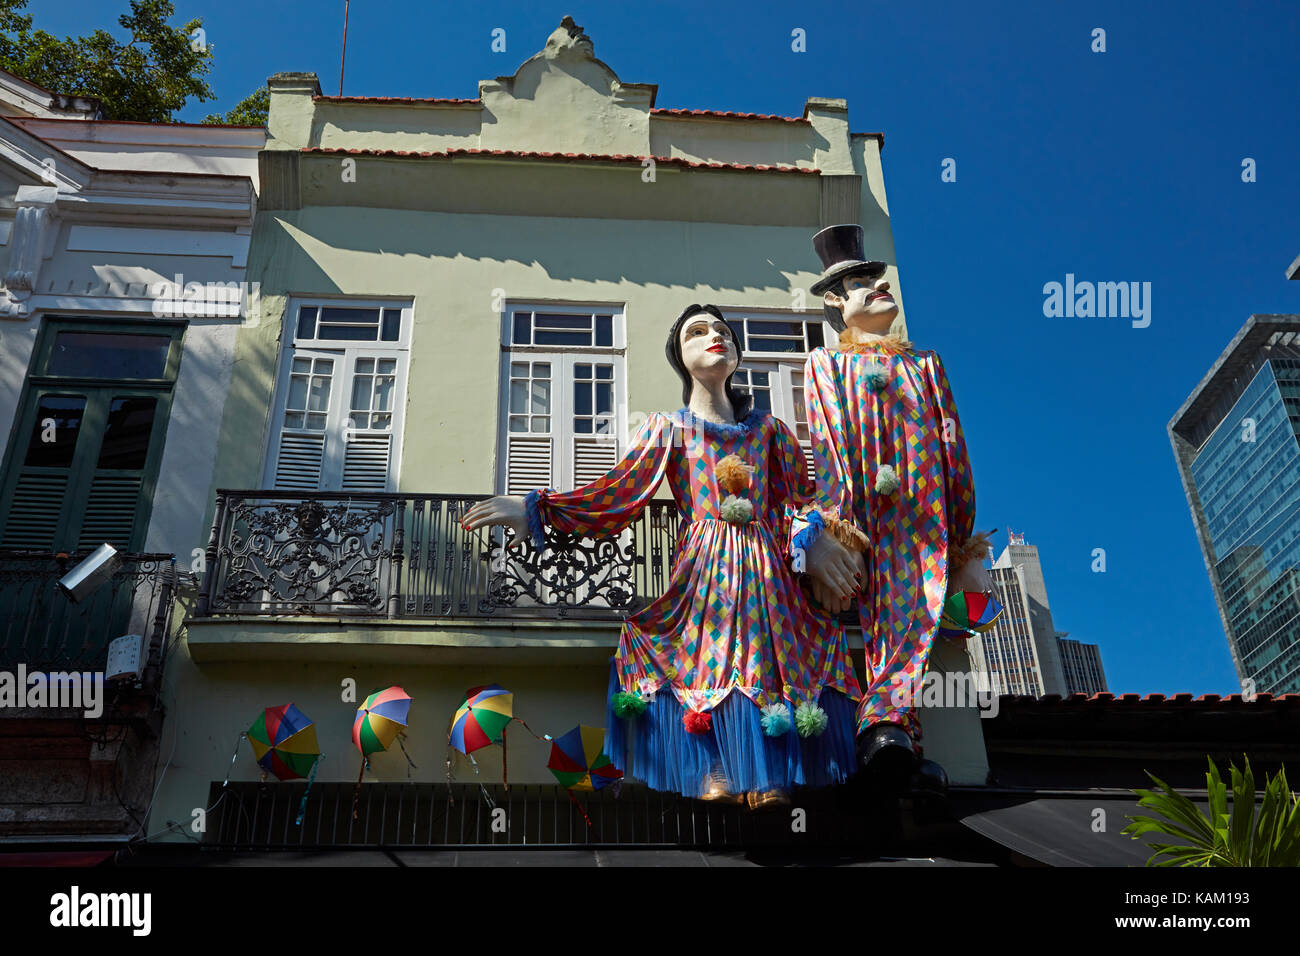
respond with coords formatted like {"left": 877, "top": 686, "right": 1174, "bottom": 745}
{"left": 339, "top": 0, "right": 350, "bottom": 96}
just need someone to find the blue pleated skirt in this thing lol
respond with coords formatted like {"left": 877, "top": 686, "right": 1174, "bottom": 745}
{"left": 602, "top": 659, "right": 857, "bottom": 797}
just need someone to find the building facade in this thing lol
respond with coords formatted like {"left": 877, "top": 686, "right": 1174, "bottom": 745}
{"left": 969, "top": 534, "right": 1078, "bottom": 697}
{"left": 1057, "top": 633, "right": 1108, "bottom": 696}
{"left": 0, "top": 68, "right": 263, "bottom": 842}
{"left": 148, "top": 21, "right": 992, "bottom": 847}
{"left": 1169, "top": 314, "right": 1300, "bottom": 696}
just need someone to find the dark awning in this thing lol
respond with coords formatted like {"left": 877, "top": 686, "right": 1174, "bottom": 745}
{"left": 950, "top": 788, "right": 1211, "bottom": 867}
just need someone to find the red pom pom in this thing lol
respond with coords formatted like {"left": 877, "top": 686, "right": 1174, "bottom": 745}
{"left": 683, "top": 710, "right": 712, "bottom": 734}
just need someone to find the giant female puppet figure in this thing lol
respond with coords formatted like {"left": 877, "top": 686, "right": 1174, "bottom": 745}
{"left": 798, "top": 224, "right": 992, "bottom": 793}
{"left": 463, "top": 304, "right": 861, "bottom": 807}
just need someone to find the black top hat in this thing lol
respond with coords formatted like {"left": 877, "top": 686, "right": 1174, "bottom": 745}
{"left": 810, "top": 224, "right": 887, "bottom": 295}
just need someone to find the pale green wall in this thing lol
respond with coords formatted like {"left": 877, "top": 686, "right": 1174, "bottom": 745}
{"left": 205, "top": 197, "right": 869, "bottom": 505}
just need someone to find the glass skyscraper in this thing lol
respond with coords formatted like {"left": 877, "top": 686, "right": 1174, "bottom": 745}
{"left": 1169, "top": 315, "right": 1300, "bottom": 696}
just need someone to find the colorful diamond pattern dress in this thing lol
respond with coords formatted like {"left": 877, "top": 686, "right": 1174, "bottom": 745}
{"left": 799, "top": 341, "right": 976, "bottom": 752}
{"left": 525, "top": 407, "right": 861, "bottom": 794}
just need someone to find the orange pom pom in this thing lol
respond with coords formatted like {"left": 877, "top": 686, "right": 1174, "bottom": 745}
{"left": 715, "top": 454, "right": 754, "bottom": 496}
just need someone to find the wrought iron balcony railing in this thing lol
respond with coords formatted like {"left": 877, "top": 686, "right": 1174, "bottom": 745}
{"left": 197, "top": 491, "right": 683, "bottom": 620}
{"left": 0, "top": 550, "right": 178, "bottom": 679}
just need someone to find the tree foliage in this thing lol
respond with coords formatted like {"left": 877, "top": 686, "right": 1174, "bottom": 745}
{"left": 0, "top": 0, "right": 214, "bottom": 122}
{"left": 203, "top": 85, "right": 267, "bottom": 126}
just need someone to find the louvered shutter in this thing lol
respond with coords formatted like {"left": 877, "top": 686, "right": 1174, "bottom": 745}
{"left": 77, "top": 474, "right": 144, "bottom": 550}
{"left": 1, "top": 473, "right": 69, "bottom": 549}
{"left": 340, "top": 353, "right": 400, "bottom": 492}
{"left": 1, "top": 391, "right": 162, "bottom": 552}
{"left": 341, "top": 434, "right": 392, "bottom": 491}
{"left": 273, "top": 434, "right": 326, "bottom": 489}
{"left": 573, "top": 437, "right": 618, "bottom": 487}
{"left": 800, "top": 439, "right": 815, "bottom": 486}
{"left": 269, "top": 349, "right": 337, "bottom": 491}
{"left": 505, "top": 436, "right": 552, "bottom": 495}
{"left": 499, "top": 351, "right": 623, "bottom": 495}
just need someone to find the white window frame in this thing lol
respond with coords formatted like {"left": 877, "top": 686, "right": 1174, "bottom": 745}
{"left": 262, "top": 297, "right": 413, "bottom": 492}
{"left": 726, "top": 307, "right": 829, "bottom": 483}
{"left": 497, "top": 302, "right": 628, "bottom": 494}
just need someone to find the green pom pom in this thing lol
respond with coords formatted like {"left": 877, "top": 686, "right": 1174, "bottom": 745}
{"left": 612, "top": 691, "right": 647, "bottom": 719}
{"left": 794, "top": 702, "right": 828, "bottom": 738}
{"left": 760, "top": 703, "right": 791, "bottom": 737}
{"left": 720, "top": 494, "right": 754, "bottom": 524}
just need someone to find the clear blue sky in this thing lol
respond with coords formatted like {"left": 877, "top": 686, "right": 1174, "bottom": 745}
{"left": 33, "top": 1, "right": 1300, "bottom": 695}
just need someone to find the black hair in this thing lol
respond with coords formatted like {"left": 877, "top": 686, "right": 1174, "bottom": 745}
{"left": 822, "top": 278, "right": 848, "bottom": 332}
{"left": 820, "top": 264, "right": 888, "bottom": 333}
{"left": 664, "top": 303, "right": 754, "bottom": 420}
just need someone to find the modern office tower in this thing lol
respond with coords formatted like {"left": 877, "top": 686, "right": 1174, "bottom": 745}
{"left": 967, "top": 533, "right": 1070, "bottom": 696}
{"left": 1058, "top": 632, "right": 1109, "bottom": 695}
{"left": 1169, "top": 315, "right": 1300, "bottom": 696}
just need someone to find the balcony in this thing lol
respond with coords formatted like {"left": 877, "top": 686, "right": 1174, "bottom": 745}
{"left": 0, "top": 550, "right": 178, "bottom": 681}
{"left": 196, "top": 491, "right": 683, "bottom": 622}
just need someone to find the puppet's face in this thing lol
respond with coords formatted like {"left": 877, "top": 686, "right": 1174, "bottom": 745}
{"left": 827, "top": 272, "right": 898, "bottom": 334}
{"left": 679, "top": 313, "right": 738, "bottom": 384}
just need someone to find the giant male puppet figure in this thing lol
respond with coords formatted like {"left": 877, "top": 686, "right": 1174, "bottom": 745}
{"left": 797, "top": 224, "right": 991, "bottom": 793}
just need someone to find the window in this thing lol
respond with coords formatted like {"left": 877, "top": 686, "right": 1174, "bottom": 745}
{"left": 0, "top": 318, "right": 184, "bottom": 551}
{"left": 498, "top": 305, "right": 626, "bottom": 494}
{"left": 727, "top": 310, "right": 828, "bottom": 483}
{"left": 264, "top": 301, "right": 411, "bottom": 492}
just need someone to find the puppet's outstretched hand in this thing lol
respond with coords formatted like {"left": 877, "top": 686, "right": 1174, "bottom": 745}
{"left": 462, "top": 495, "right": 530, "bottom": 547}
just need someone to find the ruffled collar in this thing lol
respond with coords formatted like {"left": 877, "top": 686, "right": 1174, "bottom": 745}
{"left": 833, "top": 326, "right": 913, "bottom": 354}
{"left": 675, "top": 406, "right": 766, "bottom": 439}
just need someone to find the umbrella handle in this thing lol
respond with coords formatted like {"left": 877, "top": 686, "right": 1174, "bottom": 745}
{"left": 566, "top": 790, "right": 592, "bottom": 828}
{"left": 501, "top": 725, "right": 508, "bottom": 792}
{"left": 351, "top": 755, "right": 366, "bottom": 819}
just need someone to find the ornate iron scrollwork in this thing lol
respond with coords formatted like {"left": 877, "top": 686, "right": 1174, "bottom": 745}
{"left": 204, "top": 492, "right": 679, "bottom": 620}
{"left": 212, "top": 496, "right": 393, "bottom": 614}
{"left": 480, "top": 525, "right": 642, "bottom": 618}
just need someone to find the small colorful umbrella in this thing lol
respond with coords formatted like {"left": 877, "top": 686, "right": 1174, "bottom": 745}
{"left": 450, "top": 684, "right": 514, "bottom": 755}
{"left": 353, "top": 685, "right": 412, "bottom": 756}
{"left": 244, "top": 703, "right": 323, "bottom": 826}
{"left": 248, "top": 703, "right": 320, "bottom": 781}
{"left": 548, "top": 725, "right": 622, "bottom": 792}
{"left": 352, "top": 685, "right": 414, "bottom": 818}
{"left": 446, "top": 684, "right": 550, "bottom": 793}
{"left": 938, "top": 590, "right": 1005, "bottom": 640}
{"left": 547, "top": 725, "right": 623, "bottom": 827}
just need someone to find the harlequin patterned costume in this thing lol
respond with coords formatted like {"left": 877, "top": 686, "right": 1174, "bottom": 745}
{"left": 524, "top": 407, "right": 861, "bottom": 797}
{"left": 796, "top": 330, "right": 976, "bottom": 754}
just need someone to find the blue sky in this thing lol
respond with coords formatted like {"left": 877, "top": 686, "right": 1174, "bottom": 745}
{"left": 32, "top": 1, "right": 1300, "bottom": 695}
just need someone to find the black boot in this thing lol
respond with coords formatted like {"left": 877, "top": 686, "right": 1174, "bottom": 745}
{"left": 857, "top": 724, "right": 917, "bottom": 787}
{"left": 908, "top": 758, "right": 949, "bottom": 797}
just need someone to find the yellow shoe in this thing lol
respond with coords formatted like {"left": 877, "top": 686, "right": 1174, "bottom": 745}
{"left": 745, "top": 788, "right": 791, "bottom": 812}
{"left": 698, "top": 764, "right": 745, "bottom": 804}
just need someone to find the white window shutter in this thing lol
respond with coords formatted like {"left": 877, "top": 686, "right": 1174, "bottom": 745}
{"left": 341, "top": 433, "right": 392, "bottom": 491}
{"left": 799, "top": 438, "right": 815, "bottom": 486}
{"left": 573, "top": 437, "right": 618, "bottom": 488}
{"left": 267, "top": 343, "right": 406, "bottom": 492}
{"left": 506, "top": 435, "right": 552, "bottom": 495}
{"left": 273, "top": 434, "right": 326, "bottom": 490}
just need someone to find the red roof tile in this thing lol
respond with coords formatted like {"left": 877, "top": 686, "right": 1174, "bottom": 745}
{"left": 299, "top": 146, "right": 817, "bottom": 174}
{"left": 650, "top": 107, "right": 807, "bottom": 124}
{"left": 314, "top": 95, "right": 481, "bottom": 105}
